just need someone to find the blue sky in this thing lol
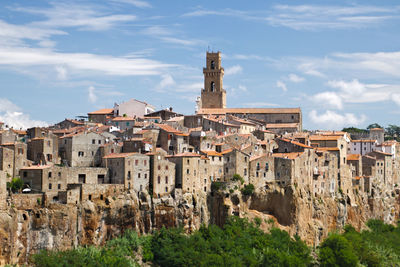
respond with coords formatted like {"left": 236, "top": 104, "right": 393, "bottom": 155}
{"left": 1, "top": 0, "right": 400, "bottom": 130}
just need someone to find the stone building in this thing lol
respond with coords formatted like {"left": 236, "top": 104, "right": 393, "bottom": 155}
{"left": 111, "top": 116, "right": 136, "bottom": 131}
{"left": 347, "top": 154, "right": 362, "bottom": 178}
{"left": 87, "top": 108, "right": 114, "bottom": 124}
{"left": 54, "top": 119, "right": 85, "bottom": 129}
{"left": 0, "top": 142, "right": 29, "bottom": 178}
{"left": 59, "top": 131, "right": 116, "bottom": 167}
{"left": 27, "top": 136, "right": 59, "bottom": 165}
{"left": 103, "top": 152, "right": 150, "bottom": 192}
{"left": 148, "top": 150, "right": 176, "bottom": 197}
{"left": 249, "top": 153, "right": 274, "bottom": 188}
{"left": 167, "top": 152, "right": 202, "bottom": 194}
{"left": 348, "top": 139, "right": 377, "bottom": 156}
{"left": 313, "top": 151, "right": 339, "bottom": 197}
{"left": 0, "top": 129, "right": 16, "bottom": 144}
{"left": 222, "top": 149, "right": 250, "bottom": 183}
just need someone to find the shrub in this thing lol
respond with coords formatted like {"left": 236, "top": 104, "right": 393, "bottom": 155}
{"left": 211, "top": 182, "right": 225, "bottom": 192}
{"left": 241, "top": 184, "right": 255, "bottom": 196}
{"left": 8, "top": 177, "right": 24, "bottom": 193}
{"left": 232, "top": 174, "right": 244, "bottom": 184}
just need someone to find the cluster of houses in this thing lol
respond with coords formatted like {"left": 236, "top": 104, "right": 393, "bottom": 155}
{"left": 0, "top": 52, "right": 398, "bottom": 210}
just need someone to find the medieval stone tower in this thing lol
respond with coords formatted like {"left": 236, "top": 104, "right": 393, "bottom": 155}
{"left": 200, "top": 51, "right": 226, "bottom": 109}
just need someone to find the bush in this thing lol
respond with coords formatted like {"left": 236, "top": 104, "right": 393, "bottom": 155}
{"left": 241, "top": 184, "right": 255, "bottom": 196}
{"left": 232, "top": 174, "right": 244, "bottom": 184}
{"left": 8, "top": 177, "right": 24, "bottom": 193}
{"left": 318, "top": 234, "right": 358, "bottom": 267}
{"left": 211, "top": 182, "right": 225, "bottom": 192}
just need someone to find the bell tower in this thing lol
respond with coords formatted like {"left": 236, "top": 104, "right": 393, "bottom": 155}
{"left": 200, "top": 51, "right": 226, "bottom": 109}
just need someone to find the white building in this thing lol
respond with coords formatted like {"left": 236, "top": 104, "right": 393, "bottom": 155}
{"left": 348, "top": 139, "right": 378, "bottom": 156}
{"left": 114, "top": 99, "right": 155, "bottom": 118}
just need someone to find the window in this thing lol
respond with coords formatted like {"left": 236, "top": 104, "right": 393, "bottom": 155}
{"left": 92, "top": 139, "right": 95, "bottom": 144}
{"left": 166, "top": 187, "right": 168, "bottom": 192}
{"left": 165, "top": 176, "right": 168, "bottom": 184}
{"left": 211, "top": 81, "right": 215, "bottom": 92}
{"left": 244, "top": 168, "right": 247, "bottom": 176}
{"left": 135, "top": 160, "right": 138, "bottom": 166}
{"left": 47, "top": 141, "right": 51, "bottom": 146}
{"left": 265, "top": 163, "right": 269, "bottom": 171}
{"left": 145, "top": 174, "right": 147, "bottom": 179}
{"left": 138, "top": 173, "right": 141, "bottom": 178}
{"left": 48, "top": 172, "right": 52, "bottom": 178}
{"left": 186, "top": 169, "right": 190, "bottom": 174}
{"left": 78, "top": 151, "right": 84, "bottom": 157}
{"left": 58, "top": 172, "right": 61, "bottom": 177}
{"left": 58, "top": 184, "right": 61, "bottom": 190}
{"left": 158, "top": 176, "right": 161, "bottom": 184}
{"left": 166, "top": 165, "right": 168, "bottom": 170}
{"left": 194, "top": 170, "right": 196, "bottom": 176}
{"left": 211, "top": 60, "right": 215, "bottom": 69}
{"left": 128, "top": 171, "right": 131, "bottom": 179}
{"left": 18, "top": 148, "right": 23, "bottom": 155}
{"left": 98, "top": 140, "right": 101, "bottom": 144}
{"left": 158, "top": 165, "right": 161, "bottom": 170}
{"left": 144, "top": 160, "right": 147, "bottom": 166}
{"left": 48, "top": 183, "right": 52, "bottom": 190}
{"left": 187, "top": 159, "right": 190, "bottom": 164}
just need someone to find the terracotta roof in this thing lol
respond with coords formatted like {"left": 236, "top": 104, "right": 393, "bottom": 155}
{"left": 266, "top": 123, "right": 299, "bottom": 128}
{"left": 201, "top": 150, "right": 222, "bottom": 156}
{"left": 166, "top": 116, "right": 185, "bottom": 122}
{"left": 250, "top": 154, "right": 265, "bottom": 161}
{"left": 198, "top": 108, "right": 301, "bottom": 115}
{"left": 103, "top": 152, "right": 137, "bottom": 159}
{"left": 315, "top": 147, "right": 340, "bottom": 152}
{"left": 279, "top": 138, "right": 313, "bottom": 148}
{"left": 272, "top": 152, "right": 303, "bottom": 159}
{"left": 12, "top": 129, "right": 27, "bottom": 135}
{"left": 156, "top": 123, "right": 181, "bottom": 134}
{"left": 88, "top": 108, "right": 114, "bottom": 115}
{"left": 370, "top": 128, "right": 384, "bottom": 131}
{"left": 347, "top": 154, "right": 361, "bottom": 161}
{"left": 370, "top": 151, "right": 392, "bottom": 156}
{"left": 1, "top": 142, "right": 15, "bottom": 146}
{"left": 310, "top": 135, "right": 342, "bottom": 141}
{"left": 112, "top": 116, "right": 135, "bottom": 121}
{"left": 220, "top": 149, "right": 233, "bottom": 154}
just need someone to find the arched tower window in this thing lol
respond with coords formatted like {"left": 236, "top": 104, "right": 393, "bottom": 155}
{"left": 211, "top": 60, "right": 215, "bottom": 69}
{"left": 211, "top": 81, "right": 215, "bottom": 92}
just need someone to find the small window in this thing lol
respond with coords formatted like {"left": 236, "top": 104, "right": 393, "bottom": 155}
{"left": 88, "top": 195, "right": 92, "bottom": 201}
{"left": 58, "top": 184, "right": 61, "bottom": 190}
{"left": 92, "top": 139, "right": 95, "bottom": 144}
{"left": 158, "top": 165, "right": 161, "bottom": 170}
{"left": 158, "top": 176, "right": 161, "bottom": 184}
{"left": 210, "top": 81, "right": 215, "bottom": 92}
{"left": 78, "top": 151, "right": 84, "bottom": 157}
{"left": 187, "top": 159, "right": 190, "bottom": 164}
{"left": 187, "top": 169, "right": 190, "bottom": 174}
{"left": 98, "top": 140, "right": 101, "bottom": 144}
{"left": 48, "top": 183, "right": 52, "bottom": 190}
{"left": 144, "top": 160, "right": 147, "bottom": 166}
{"left": 48, "top": 172, "right": 52, "bottom": 178}
{"left": 211, "top": 60, "right": 215, "bottom": 69}
{"left": 58, "top": 172, "right": 61, "bottom": 177}
{"left": 138, "top": 173, "right": 141, "bottom": 178}
{"left": 165, "top": 187, "right": 168, "bottom": 192}
{"left": 145, "top": 174, "right": 147, "bottom": 179}
{"left": 165, "top": 165, "right": 168, "bottom": 170}
{"left": 135, "top": 160, "right": 138, "bottom": 166}
{"left": 165, "top": 176, "right": 168, "bottom": 184}
{"left": 23, "top": 171, "right": 27, "bottom": 178}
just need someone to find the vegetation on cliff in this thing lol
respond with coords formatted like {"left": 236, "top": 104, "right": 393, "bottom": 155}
{"left": 30, "top": 217, "right": 400, "bottom": 267}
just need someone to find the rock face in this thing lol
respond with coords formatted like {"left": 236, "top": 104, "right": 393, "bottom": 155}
{"left": 1, "top": 184, "right": 399, "bottom": 265}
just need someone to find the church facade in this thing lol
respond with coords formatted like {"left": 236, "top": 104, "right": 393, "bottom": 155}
{"left": 197, "top": 51, "right": 302, "bottom": 133}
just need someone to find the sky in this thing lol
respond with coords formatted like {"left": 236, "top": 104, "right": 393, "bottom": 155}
{"left": 1, "top": 0, "right": 400, "bottom": 130}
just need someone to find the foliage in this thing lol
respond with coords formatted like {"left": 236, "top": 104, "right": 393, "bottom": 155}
{"left": 211, "top": 181, "right": 225, "bottom": 192}
{"left": 232, "top": 173, "right": 244, "bottom": 184}
{"left": 241, "top": 183, "right": 255, "bottom": 196}
{"left": 32, "top": 230, "right": 141, "bottom": 267}
{"left": 149, "top": 217, "right": 313, "bottom": 267}
{"left": 367, "top": 123, "right": 382, "bottom": 129}
{"left": 342, "top": 127, "right": 367, "bottom": 134}
{"left": 318, "top": 234, "right": 358, "bottom": 267}
{"left": 7, "top": 177, "right": 24, "bottom": 193}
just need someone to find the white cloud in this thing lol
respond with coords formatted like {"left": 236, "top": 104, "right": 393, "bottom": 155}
{"left": 312, "top": 91, "right": 343, "bottom": 109}
{"left": 225, "top": 65, "right": 243, "bottom": 75}
{"left": 110, "top": 0, "right": 151, "bottom": 8}
{"left": 309, "top": 110, "right": 366, "bottom": 129}
{"left": 142, "top": 26, "right": 202, "bottom": 46}
{"left": 0, "top": 46, "right": 172, "bottom": 76}
{"left": 266, "top": 4, "right": 398, "bottom": 30}
{"left": 154, "top": 74, "right": 175, "bottom": 92}
{"left": 55, "top": 66, "right": 67, "bottom": 80}
{"left": 238, "top": 85, "right": 247, "bottom": 92}
{"left": 0, "top": 98, "right": 48, "bottom": 129}
{"left": 13, "top": 3, "right": 136, "bottom": 31}
{"left": 276, "top": 80, "right": 287, "bottom": 92}
{"left": 288, "top": 73, "right": 305, "bottom": 83}
{"left": 88, "top": 86, "right": 97, "bottom": 103}
{"left": 175, "top": 82, "right": 203, "bottom": 93}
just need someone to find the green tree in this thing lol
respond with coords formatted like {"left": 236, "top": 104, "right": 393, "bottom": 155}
{"left": 7, "top": 177, "right": 24, "bottom": 193}
{"left": 319, "top": 234, "right": 358, "bottom": 267}
{"left": 367, "top": 123, "right": 383, "bottom": 129}
{"left": 241, "top": 183, "right": 255, "bottom": 196}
